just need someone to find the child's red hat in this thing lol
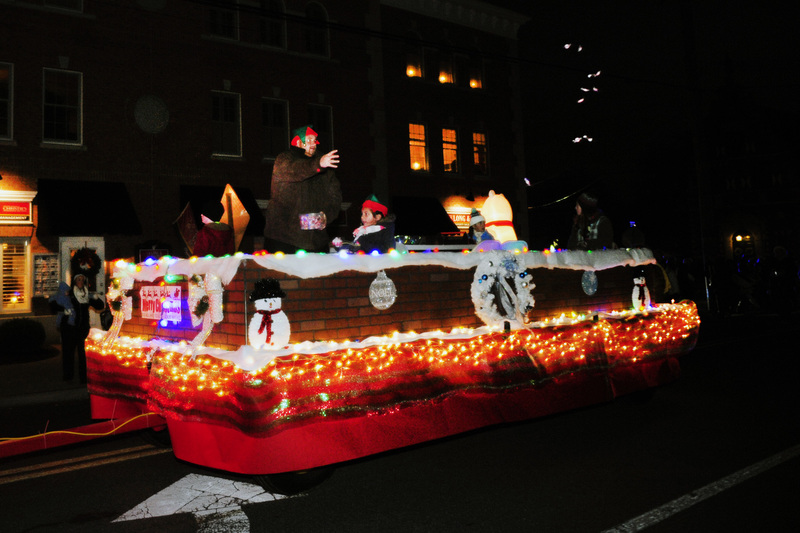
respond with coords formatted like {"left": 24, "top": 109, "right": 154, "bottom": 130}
{"left": 362, "top": 195, "right": 387, "bottom": 217}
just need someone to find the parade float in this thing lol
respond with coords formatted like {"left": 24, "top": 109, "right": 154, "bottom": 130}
{"left": 78, "top": 192, "right": 700, "bottom": 492}
{"left": 0, "top": 192, "right": 700, "bottom": 493}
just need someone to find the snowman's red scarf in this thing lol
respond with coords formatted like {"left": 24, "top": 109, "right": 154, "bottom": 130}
{"left": 256, "top": 309, "right": 282, "bottom": 342}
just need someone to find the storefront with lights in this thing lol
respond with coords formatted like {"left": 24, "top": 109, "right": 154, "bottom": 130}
{"left": 0, "top": 173, "right": 38, "bottom": 316}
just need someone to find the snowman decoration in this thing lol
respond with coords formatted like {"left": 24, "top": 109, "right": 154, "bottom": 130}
{"left": 248, "top": 278, "right": 290, "bottom": 349}
{"left": 632, "top": 275, "right": 651, "bottom": 310}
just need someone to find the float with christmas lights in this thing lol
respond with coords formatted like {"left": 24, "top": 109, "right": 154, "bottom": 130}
{"left": 81, "top": 245, "right": 698, "bottom": 483}
{"left": 76, "top": 193, "right": 699, "bottom": 490}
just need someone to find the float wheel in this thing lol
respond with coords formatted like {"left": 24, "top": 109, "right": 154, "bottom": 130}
{"left": 254, "top": 466, "right": 335, "bottom": 495}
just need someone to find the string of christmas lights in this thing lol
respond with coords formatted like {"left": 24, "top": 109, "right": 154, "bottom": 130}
{"left": 86, "top": 301, "right": 699, "bottom": 437}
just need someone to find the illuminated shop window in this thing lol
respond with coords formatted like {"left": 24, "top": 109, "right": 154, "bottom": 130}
{"left": 304, "top": 2, "right": 330, "bottom": 57}
{"left": 0, "top": 240, "right": 29, "bottom": 313}
{"left": 43, "top": 68, "right": 82, "bottom": 145}
{"left": 260, "top": 0, "right": 286, "bottom": 48}
{"left": 0, "top": 63, "right": 11, "bottom": 140}
{"left": 262, "top": 98, "right": 288, "bottom": 158}
{"left": 472, "top": 132, "right": 488, "bottom": 175}
{"left": 44, "top": 0, "right": 82, "bottom": 11}
{"left": 409, "top": 123, "right": 429, "bottom": 172}
{"left": 209, "top": 0, "right": 239, "bottom": 39}
{"left": 211, "top": 91, "right": 241, "bottom": 157}
{"left": 442, "top": 128, "right": 459, "bottom": 173}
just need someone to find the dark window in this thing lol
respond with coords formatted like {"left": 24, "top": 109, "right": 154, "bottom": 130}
{"left": 212, "top": 92, "right": 241, "bottom": 156}
{"left": 0, "top": 63, "right": 11, "bottom": 139}
{"left": 43, "top": 69, "right": 81, "bottom": 144}
{"left": 209, "top": 0, "right": 238, "bottom": 39}
{"left": 307, "top": 104, "right": 333, "bottom": 151}
{"left": 260, "top": 0, "right": 286, "bottom": 48}
{"left": 262, "top": 98, "right": 288, "bottom": 158}
{"left": 304, "top": 3, "right": 329, "bottom": 56}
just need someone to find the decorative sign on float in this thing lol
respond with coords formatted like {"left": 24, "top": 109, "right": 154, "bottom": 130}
{"left": 140, "top": 285, "right": 182, "bottom": 324}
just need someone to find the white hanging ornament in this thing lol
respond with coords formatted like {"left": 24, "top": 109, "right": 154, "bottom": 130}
{"left": 248, "top": 278, "right": 290, "bottom": 349}
{"left": 581, "top": 271, "right": 598, "bottom": 296}
{"left": 369, "top": 270, "right": 396, "bottom": 310}
{"left": 632, "top": 276, "right": 651, "bottom": 310}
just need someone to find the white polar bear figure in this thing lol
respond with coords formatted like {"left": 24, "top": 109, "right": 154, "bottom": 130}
{"left": 248, "top": 278, "right": 290, "bottom": 349}
{"left": 481, "top": 190, "right": 518, "bottom": 243}
{"left": 477, "top": 190, "right": 528, "bottom": 253}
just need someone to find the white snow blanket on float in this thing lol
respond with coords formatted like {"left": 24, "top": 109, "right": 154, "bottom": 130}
{"left": 112, "top": 248, "right": 655, "bottom": 284}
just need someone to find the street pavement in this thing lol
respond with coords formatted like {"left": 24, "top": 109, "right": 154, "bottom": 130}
{"left": 1, "top": 344, "right": 88, "bottom": 408}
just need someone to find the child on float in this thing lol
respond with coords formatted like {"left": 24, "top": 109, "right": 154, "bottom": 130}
{"left": 469, "top": 207, "right": 492, "bottom": 245}
{"left": 333, "top": 195, "right": 396, "bottom": 254}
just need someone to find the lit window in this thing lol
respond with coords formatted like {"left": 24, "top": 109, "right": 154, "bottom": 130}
{"left": 209, "top": 0, "right": 239, "bottom": 39}
{"left": 472, "top": 132, "right": 488, "bottom": 175}
{"left": 304, "top": 3, "right": 329, "bottom": 56}
{"left": 409, "top": 124, "right": 429, "bottom": 172}
{"left": 442, "top": 128, "right": 458, "bottom": 173}
{"left": 260, "top": 0, "right": 286, "bottom": 48}
{"left": 469, "top": 66, "right": 483, "bottom": 89}
{"left": 405, "top": 33, "right": 424, "bottom": 78}
{"left": 0, "top": 63, "right": 12, "bottom": 140}
{"left": 43, "top": 68, "right": 82, "bottom": 144}
{"left": 407, "top": 52, "right": 422, "bottom": 78}
{"left": 439, "top": 56, "right": 455, "bottom": 84}
{"left": 211, "top": 91, "right": 241, "bottom": 156}
{"left": 1, "top": 240, "right": 29, "bottom": 313}
{"left": 262, "top": 98, "right": 288, "bottom": 158}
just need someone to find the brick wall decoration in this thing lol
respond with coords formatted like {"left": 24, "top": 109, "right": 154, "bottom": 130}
{"left": 117, "top": 259, "right": 662, "bottom": 351}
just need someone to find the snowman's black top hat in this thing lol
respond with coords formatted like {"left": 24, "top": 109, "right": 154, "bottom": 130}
{"left": 249, "top": 278, "right": 286, "bottom": 301}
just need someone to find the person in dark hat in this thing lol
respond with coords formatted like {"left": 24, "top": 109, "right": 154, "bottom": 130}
{"left": 567, "top": 192, "right": 615, "bottom": 250}
{"left": 263, "top": 125, "right": 341, "bottom": 253}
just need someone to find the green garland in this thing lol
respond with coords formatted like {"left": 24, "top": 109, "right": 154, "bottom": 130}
{"left": 194, "top": 295, "right": 210, "bottom": 317}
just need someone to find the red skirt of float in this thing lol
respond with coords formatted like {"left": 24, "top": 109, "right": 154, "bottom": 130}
{"left": 87, "top": 302, "right": 699, "bottom": 475}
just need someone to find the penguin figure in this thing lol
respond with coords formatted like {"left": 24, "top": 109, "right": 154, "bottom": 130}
{"left": 632, "top": 276, "right": 651, "bottom": 310}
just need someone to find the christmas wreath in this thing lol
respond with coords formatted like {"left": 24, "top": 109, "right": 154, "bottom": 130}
{"left": 71, "top": 247, "right": 102, "bottom": 280}
{"left": 471, "top": 251, "right": 535, "bottom": 328}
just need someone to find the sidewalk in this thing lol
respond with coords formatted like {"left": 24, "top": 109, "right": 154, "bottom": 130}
{"left": 0, "top": 345, "right": 89, "bottom": 408}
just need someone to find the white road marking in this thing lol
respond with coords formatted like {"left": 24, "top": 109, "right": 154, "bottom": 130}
{"left": 602, "top": 443, "right": 800, "bottom": 532}
{"left": 114, "top": 473, "right": 289, "bottom": 529}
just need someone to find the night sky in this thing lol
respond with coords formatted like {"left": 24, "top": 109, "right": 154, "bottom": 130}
{"left": 496, "top": 1, "right": 799, "bottom": 253}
